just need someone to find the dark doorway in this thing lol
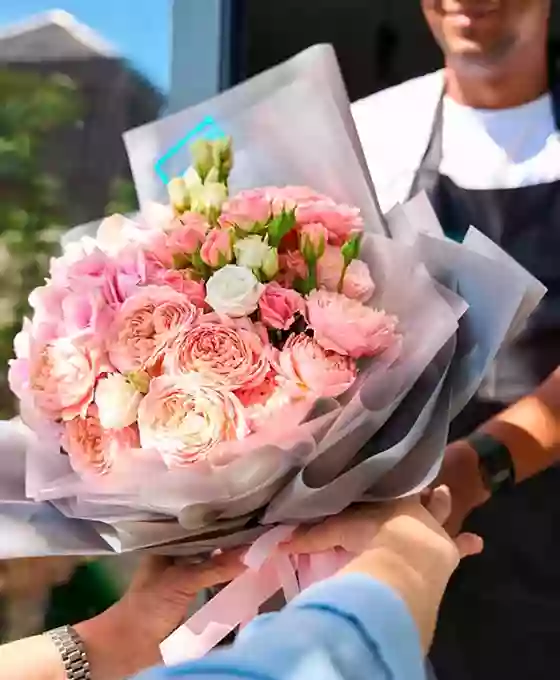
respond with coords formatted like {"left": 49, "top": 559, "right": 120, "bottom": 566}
{"left": 227, "top": 0, "right": 442, "bottom": 102}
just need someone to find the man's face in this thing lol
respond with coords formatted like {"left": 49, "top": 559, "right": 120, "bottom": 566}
{"left": 421, "top": 1, "right": 550, "bottom": 67}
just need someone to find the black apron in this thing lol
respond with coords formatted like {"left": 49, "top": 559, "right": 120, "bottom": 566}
{"left": 410, "top": 83, "right": 560, "bottom": 680}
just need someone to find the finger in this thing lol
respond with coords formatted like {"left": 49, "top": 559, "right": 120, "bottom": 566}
{"left": 182, "top": 551, "right": 246, "bottom": 592}
{"left": 426, "top": 485, "right": 452, "bottom": 526}
{"left": 281, "top": 524, "right": 331, "bottom": 555}
{"left": 454, "top": 532, "right": 484, "bottom": 559}
{"left": 420, "top": 489, "right": 433, "bottom": 507}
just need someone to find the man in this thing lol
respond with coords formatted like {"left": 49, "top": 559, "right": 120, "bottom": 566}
{"left": 352, "top": 2, "right": 560, "bottom": 679}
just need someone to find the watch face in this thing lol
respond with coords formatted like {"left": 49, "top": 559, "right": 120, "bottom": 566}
{"left": 472, "top": 432, "right": 515, "bottom": 493}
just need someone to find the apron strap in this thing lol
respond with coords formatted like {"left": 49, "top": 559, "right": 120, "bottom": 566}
{"left": 408, "top": 90, "right": 444, "bottom": 199}
{"left": 410, "top": 60, "right": 560, "bottom": 201}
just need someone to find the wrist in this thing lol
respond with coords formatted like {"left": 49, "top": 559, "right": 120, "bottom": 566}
{"left": 446, "top": 440, "right": 491, "bottom": 510}
{"left": 75, "top": 603, "right": 160, "bottom": 680}
{"left": 342, "top": 544, "right": 449, "bottom": 652}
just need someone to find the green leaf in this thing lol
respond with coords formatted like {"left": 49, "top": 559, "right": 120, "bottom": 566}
{"left": 267, "top": 208, "right": 296, "bottom": 248}
{"left": 341, "top": 233, "right": 362, "bottom": 265}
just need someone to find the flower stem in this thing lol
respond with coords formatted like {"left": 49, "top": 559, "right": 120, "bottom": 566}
{"left": 337, "top": 263, "right": 349, "bottom": 293}
{"left": 307, "top": 261, "right": 317, "bottom": 293}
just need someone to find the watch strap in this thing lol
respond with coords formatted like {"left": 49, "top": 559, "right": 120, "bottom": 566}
{"left": 47, "top": 625, "right": 91, "bottom": 680}
{"left": 467, "top": 431, "right": 516, "bottom": 494}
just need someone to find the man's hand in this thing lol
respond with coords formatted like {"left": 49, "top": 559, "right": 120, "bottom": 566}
{"left": 283, "top": 487, "right": 482, "bottom": 562}
{"left": 282, "top": 488, "right": 483, "bottom": 651}
{"left": 434, "top": 440, "right": 491, "bottom": 535}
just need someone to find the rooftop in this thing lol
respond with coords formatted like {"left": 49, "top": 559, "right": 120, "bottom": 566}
{"left": 0, "top": 9, "right": 119, "bottom": 62}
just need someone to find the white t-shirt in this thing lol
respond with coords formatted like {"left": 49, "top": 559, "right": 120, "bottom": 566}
{"left": 352, "top": 70, "right": 560, "bottom": 212}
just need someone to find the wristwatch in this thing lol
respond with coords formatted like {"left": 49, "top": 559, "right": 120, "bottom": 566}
{"left": 466, "top": 431, "right": 516, "bottom": 494}
{"left": 46, "top": 625, "right": 91, "bottom": 680}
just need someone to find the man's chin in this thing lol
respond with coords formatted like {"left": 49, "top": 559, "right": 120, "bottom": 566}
{"left": 445, "top": 40, "right": 514, "bottom": 72}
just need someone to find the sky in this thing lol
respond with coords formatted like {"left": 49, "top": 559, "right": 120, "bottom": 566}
{"left": 0, "top": 0, "right": 171, "bottom": 90}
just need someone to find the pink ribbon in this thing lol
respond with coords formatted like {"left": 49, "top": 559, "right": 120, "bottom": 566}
{"left": 160, "top": 526, "right": 354, "bottom": 666}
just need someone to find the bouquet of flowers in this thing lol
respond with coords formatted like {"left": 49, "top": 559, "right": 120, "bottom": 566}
{"left": 0, "top": 45, "right": 545, "bottom": 660}
{"left": 10, "top": 136, "right": 405, "bottom": 517}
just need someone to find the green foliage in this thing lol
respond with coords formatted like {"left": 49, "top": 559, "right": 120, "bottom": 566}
{"left": 106, "top": 177, "right": 138, "bottom": 215}
{"left": 0, "top": 68, "right": 81, "bottom": 416}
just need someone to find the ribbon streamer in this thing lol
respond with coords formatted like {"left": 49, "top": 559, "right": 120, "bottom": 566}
{"left": 160, "top": 526, "right": 353, "bottom": 666}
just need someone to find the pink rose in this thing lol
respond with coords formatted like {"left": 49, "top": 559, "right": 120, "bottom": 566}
{"left": 265, "top": 186, "right": 332, "bottom": 205}
{"left": 307, "top": 290, "right": 402, "bottom": 359}
{"left": 167, "top": 213, "right": 209, "bottom": 256}
{"left": 258, "top": 282, "right": 306, "bottom": 330}
{"left": 278, "top": 333, "right": 357, "bottom": 398}
{"left": 296, "top": 201, "right": 364, "bottom": 246}
{"left": 299, "top": 223, "right": 328, "bottom": 260}
{"left": 63, "top": 405, "right": 139, "bottom": 477}
{"left": 200, "top": 229, "right": 234, "bottom": 268}
{"left": 277, "top": 250, "right": 308, "bottom": 287}
{"left": 108, "top": 286, "right": 199, "bottom": 374}
{"left": 29, "top": 334, "right": 106, "bottom": 421}
{"left": 317, "top": 245, "right": 375, "bottom": 302}
{"left": 220, "top": 190, "right": 272, "bottom": 230}
{"left": 256, "top": 186, "right": 333, "bottom": 214}
{"left": 167, "top": 320, "right": 269, "bottom": 390}
{"left": 153, "top": 269, "right": 206, "bottom": 308}
{"left": 137, "top": 375, "right": 248, "bottom": 467}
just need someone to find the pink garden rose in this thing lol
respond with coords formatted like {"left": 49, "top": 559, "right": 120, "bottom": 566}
{"left": 277, "top": 250, "right": 308, "bottom": 287}
{"left": 167, "top": 213, "right": 209, "bottom": 256}
{"left": 108, "top": 285, "right": 199, "bottom": 374}
{"left": 278, "top": 333, "right": 357, "bottom": 398}
{"left": 317, "top": 245, "right": 375, "bottom": 302}
{"left": 137, "top": 375, "right": 248, "bottom": 467}
{"left": 28, "top": 334, "right": 106, "bottom": 421}
{"left": 307, "top": 289, "right": 402, "bottom": 359}
{"left": 296, "top": 200, "right": 364, "bottom": 246}
{"left": 167, "top": 320, "right": 269, "bottom": 390}
{"left": 63, "top": 405, "right": 139, "bottom": 477}
{"left": 258, "top": 282, "right": 306, "bottom": 330}
{"left": 235, "top": 369, "right": 308, "bottom": 432}
{"left": 200, "top": 229, "right": 234, "bottom": 268}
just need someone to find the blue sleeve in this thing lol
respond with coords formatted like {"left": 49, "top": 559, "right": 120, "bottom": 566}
{"left": 137, "top": 573, "right": 425, "bottom": 680}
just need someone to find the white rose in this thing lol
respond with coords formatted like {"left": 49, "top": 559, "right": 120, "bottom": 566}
{"left": 234, "top": 235, "right": 275, "bottom": 270}
{"left": 96, "top": 214, "right": 146, "bottom": 255}
{"left": 205, "top": 265, "right": 264, "bottom": 317}
{"left": 95, "top": 373, "right": 143, "bottom": 429}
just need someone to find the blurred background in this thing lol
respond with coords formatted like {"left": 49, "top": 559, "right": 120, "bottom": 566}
{"left": 0, "top": 0, "right": 558, "bottom": 644}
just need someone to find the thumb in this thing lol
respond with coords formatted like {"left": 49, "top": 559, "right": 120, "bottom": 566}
{"left": 426, "top": 485, "right": 452, "bottom": 526}
{"left": 454, "top": 532, "right": 484, "bottom": 559}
